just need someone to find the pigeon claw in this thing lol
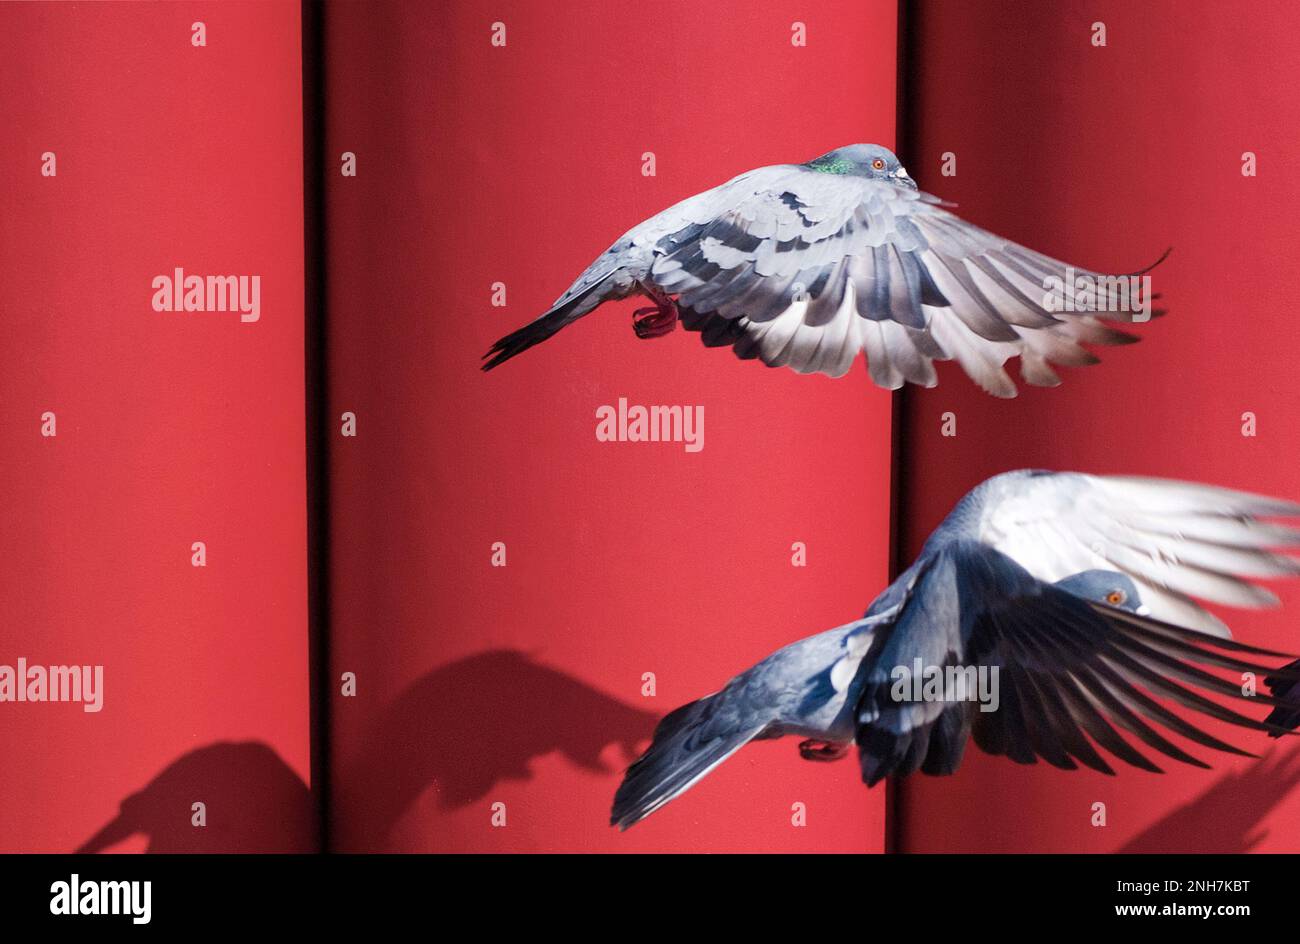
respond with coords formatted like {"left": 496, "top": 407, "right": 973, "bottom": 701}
{"left": 631, "top": 295, "right": 679, "bottom": 340}
{"left": 798, "top": 739, "right": 850, "bottom": 762}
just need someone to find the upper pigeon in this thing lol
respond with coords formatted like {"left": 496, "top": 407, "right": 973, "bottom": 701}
{"left": 485, "top": 144, "right": 1163, "bottom": 397}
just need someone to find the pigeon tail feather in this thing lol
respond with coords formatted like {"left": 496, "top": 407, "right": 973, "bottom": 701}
{"left": 482, "top": 282, "right": 606, "bottom": 371}
{"left": 610, "top": 694, "right": 763, "bottom": 830}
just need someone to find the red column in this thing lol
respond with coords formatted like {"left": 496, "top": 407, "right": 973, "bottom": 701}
{"left": 323, "top": 0, "right": 898, "bottom": 852}
{"left": 0, "top": 1, "right": 313, "bottom": 852}
{"left": 898, "top": 0, "right": 1300, "bottom": 853}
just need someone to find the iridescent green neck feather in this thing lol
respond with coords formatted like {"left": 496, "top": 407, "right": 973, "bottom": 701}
{"left": 807, "top": 156, "right": 856, "bottom": 175}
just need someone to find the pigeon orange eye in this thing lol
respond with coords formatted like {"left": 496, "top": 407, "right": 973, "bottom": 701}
{"left": 871, "top": 158, "right": 886, "bottom": 170}
{"left": 1106, "top": 590, "right": 1126, "bottom": 605}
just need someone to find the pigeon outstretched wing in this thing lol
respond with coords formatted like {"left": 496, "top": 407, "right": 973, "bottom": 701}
{"left": 653, "top": 166, "right": 1157, "bottom": 393}
{"left": 851, "top": 539, "right": 1300, "bottom": 785}
{"left": 965, "top": 471, "right": 1300, "bottom": 636}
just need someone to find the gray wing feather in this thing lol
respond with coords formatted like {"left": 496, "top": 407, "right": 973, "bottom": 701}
{"left": 938, "top": 470, "right": 1300, "bottom": 636}
{"left": 645, "top": 164, "right": 1154, "bottom": 390}
{"left": 851, "top": 540, "right": 1298, "bottom": 785}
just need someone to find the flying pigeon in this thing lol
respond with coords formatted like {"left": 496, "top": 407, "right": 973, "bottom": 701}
{"left": 610, "top": 470, "right": 1300, "bottom": 830}
{"left": 485, "top": 144, "right": 1164, "bottom": 397}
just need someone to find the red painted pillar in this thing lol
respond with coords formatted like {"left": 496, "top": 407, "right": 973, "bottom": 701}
{"left": 0, "top": 1, "right": 313, "bottom": 852}
{"left": 897, "top": 0, "right": 1300, "bottom": 853}
{"left": 322, "top": 0, "right": 898, "bottom": 852}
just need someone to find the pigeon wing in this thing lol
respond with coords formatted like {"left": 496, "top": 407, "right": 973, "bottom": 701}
{"left": 971, "top": 472, "right": 1300, "bottom": 636}
{"left": 852, "top": 540, "right": 1299, "bottom": 785}
{"left": 652, "top": 166, "right": 1155, "bottom": 394}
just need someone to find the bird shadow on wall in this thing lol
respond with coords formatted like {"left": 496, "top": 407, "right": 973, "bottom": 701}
{"left": 77, "top": 741, "right": 316, "bottom": 853}
{"left": 77, "top": 650, "right": 658, "bottom": 852}
{"left": 1118, "top": 747, "right": 1300, "bottom": 853}
{"left": 333, "top": 649, "right": 659, "bottom": 847}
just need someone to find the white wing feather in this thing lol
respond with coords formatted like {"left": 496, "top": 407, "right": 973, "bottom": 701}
{"left": 977, "top": 473, "right": 1300, "bottom": 636}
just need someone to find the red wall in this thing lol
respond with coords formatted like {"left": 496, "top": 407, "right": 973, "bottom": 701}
{"left": 323, "top": 0, "right": 897, "bottom": 851}
{"left": 12, "top": 0, "right": 1281, "bottom": 857}
{"left": 0, "top": 2, "right": 313, "bottom": 852}
{"left": 897, "top": 0, "right": 1300, "bottom": 852}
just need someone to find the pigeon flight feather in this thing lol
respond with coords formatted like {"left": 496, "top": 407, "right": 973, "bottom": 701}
{"left": 485, "top": 145, "right": 1164, "bottom": 397}
{"left": 611, "top": 470, "right": 1300, "bottom": 830}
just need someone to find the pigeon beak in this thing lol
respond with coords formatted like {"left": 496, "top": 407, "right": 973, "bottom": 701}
{"left": 892, "top": 167, "right": 918, "bottom": 191}
{"left": 1135, "top": 604, "right": 1151, "bottom": 616}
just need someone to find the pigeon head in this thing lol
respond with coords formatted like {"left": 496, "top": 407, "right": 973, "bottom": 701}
{"left": 1054, "top": 570, "right": 1149, "bottom": 614}
{"left": 806, "top": 144, "right": 916, "bottom": 189}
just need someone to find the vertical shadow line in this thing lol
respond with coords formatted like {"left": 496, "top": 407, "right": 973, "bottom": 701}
{"left": 884, "top": 0, "right": 923, "bottom": 857}
{"left": 302, "top": 0, "right": 331, "bottom": 853}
